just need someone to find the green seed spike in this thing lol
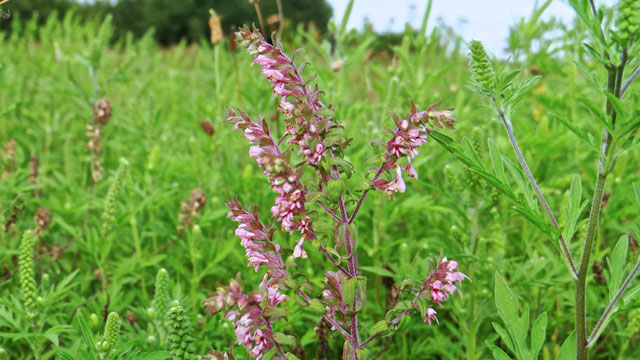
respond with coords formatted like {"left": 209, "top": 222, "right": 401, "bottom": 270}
{"left": 99, "top": 312, "right": 120, "bottom": 359}
{"left": 152, "top": 268, "right": 170, "bottom": 326}
{"left": 102, "top": 157, "right": 129, "bottom": 232}
{"left": 468, "top": 40, "right": 494, "bottom": 93}
{"left": 166, "top": 305, "right": 197, "bottom": 360}
{"left": 615, "top": 0, "right": 640, "bottom": 47}
{"left": 19, "top": 230, "right": 37, "bottom": 314}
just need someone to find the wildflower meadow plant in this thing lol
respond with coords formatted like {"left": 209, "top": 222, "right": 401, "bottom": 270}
{"left": 202, "top": 27, "right": 467, "bottom": 359}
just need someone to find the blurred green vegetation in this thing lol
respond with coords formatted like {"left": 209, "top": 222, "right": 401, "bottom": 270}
{"left": 0, "top": 0, "right": 333, "bottom": 44}
{"left": 0, "top": 1, "right": 639, "bottom": 359}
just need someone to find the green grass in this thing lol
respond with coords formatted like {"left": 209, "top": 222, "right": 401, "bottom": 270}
{"left": 1, "top": 5, "right": 639, "bottom": 360}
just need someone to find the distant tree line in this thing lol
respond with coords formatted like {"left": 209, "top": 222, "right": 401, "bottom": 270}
{"left": 0, "top": 0, "right": 333, "bottom": 44}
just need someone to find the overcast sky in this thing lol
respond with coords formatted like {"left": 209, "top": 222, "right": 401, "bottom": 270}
{"left": 326, "top": 0, "right": 613, "bottom": 56}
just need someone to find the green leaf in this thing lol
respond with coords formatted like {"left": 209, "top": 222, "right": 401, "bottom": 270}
{"left": 608, "top": 235, "right": 629, "bottom": 301}
{"left": 274, "top": 332, "right": 296, "bottom": 347}
{"left": 494, "top": 272, "right": 519, "bottom": 336}
{"left": 548, "top": 112, "right": 596, "bottom": 150}
{"left": 556, "top": 331, "right": 576, "bottom": 360}
{"left": 359, "top": 266, "right": 396, "bottom": 278}
{"left": 563, "top": 174, "right": 584, "bottom": 243}
{"left": 494, "top": 272, "right": 530, "bottom": 359}
{"left": 492, "top": 322, "right": 515, "bottom": 353}
{"left": 605, "top": 92, "right": 626, "bottom": 122}
{"left": 488, "top": 138, "right": 506, "bottom": 181}
{"left": 138, "top": 351, "right": 173, "bottom": 360}
{"left": 530, "top": 312, "right": 547, "bottom": 359}
{"left": 490, "top": 345, "right": 513, "bottom": 360}
{"left": 370, "top": 320, "right": 389, "bottom": 336}
{"left": 341, "top": 276, "right": 367, "bottom": 313}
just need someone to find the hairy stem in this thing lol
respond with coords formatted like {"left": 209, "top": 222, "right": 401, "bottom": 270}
{"left": 494, "top": 103, "right": 578, "bottom": 278}
{"left": 296, "top": 289, "right": 352, "bottom": 339}
{"left": 319, "top": 246, "right": 350, "bottom": 276}
{"left": 264, "top": 317, "right": 287, "bottom": 358}
{"left": 339, "top": 197, "right": 359, "bottom": 359}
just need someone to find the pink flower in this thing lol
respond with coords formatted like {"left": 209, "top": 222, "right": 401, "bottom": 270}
{"left": 424, "top": 307, "right": 438, "bottom": 325}
{"left": 227, "top": 109, "right": 316, "bottom": 256}
{"left": 237, "top": 27, "right": 334, "bottom": 167}
{"left": 373, "top": 99, "right": 457, "bottom": 196}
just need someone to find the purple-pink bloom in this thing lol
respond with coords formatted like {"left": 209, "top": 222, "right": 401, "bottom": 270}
{"left": 373, "top": 99, "right": 457, "bottom": 197}
{"left": 203, "top": 274, "right": 288, "bottom": 359}
{"left": 226, "top": 110, "right": 316, "bottom": 256}
{"left": 237, "top": 27, "right": 334, "bottom": 167}
{"left": 420, "top": 256, "right": 469, "bottom": 312}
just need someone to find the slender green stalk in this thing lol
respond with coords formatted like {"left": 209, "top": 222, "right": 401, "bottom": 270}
{"left": 576, "top": 55, "right": 625, "bottom": 360}
{"left": 495, "top": 105, "right": 578, "bottom": 277}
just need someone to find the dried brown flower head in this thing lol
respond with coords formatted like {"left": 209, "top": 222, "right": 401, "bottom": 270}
{"left": 4, "top": 204, "right": 24, "bottom": 233}
{"left": 208, "top": 10, "right": 223, "bottom": 44}
{"left": 200, "top": 119, "right": 216, "bottom": 136}
{"left": 34, "top": 207, "right": 51, "bottom": 235}
{"left": 94, "top": 99, "right": 112, "bottom": 125}
{"left": 178, "top": 189, "right": 207, "bottom": 231}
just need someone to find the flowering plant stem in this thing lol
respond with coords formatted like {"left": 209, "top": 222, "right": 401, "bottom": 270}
{"left": 208, "top": 28, "right": 466, "bottom": 359}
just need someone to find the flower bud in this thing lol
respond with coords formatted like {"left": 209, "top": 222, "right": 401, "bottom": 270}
{"left": 90, "top": 313, "right": 100, "bottom": 327}
{"left": 450, "top": 225, "right": 464, "bottom": 242}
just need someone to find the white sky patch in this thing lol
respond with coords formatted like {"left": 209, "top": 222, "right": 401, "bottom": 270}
{"left": 327, "top": 0, "right": 615, "bottom": 56}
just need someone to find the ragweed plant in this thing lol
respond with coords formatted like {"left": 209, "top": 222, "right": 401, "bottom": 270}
{"left": 202, "top": 27, "right": 467, "bottom": 359}
{"left": 432, "top": 1, "right": 640, "bottom": 359}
